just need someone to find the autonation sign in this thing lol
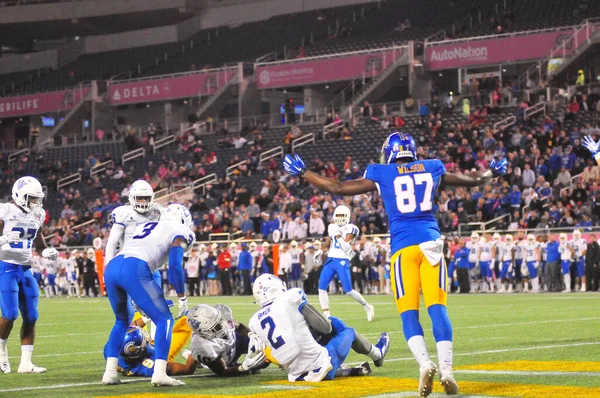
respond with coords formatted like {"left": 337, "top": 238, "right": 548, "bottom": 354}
{"left": 426, "top": 29, "right": 581, "bottom": 70}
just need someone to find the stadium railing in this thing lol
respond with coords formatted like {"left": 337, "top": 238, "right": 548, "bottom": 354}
{"left": 122, "top": 147, "right": 145, "bottom": 165}
{"left": 57, "top": 172, "right": 82, "bottom": 190}
{"left": 226, "top": 160, "right": 249, "bottom": 178}
{"left": 90, "top": 160, "right": 113, "bottom": 179}
{"left": 524, "top": 101, "right": 546, "bottom": 120}
{"left": 43, "top": 218, "right": 96, "bottom": 241}
{"left": 458, "top": 213, "right": 511, "bottom": 236}
{"left": 291, "top": 133, "right": 315, "bottom": 152}
{"left": 493, "top": 115, "right": 517, "bottom": 129}
{"left": 322, "top": 120, "right": 344, "bottom": 140}
{"left": 192, "top": 173, "right": 217, "bottom": 195}
{"left": 8, "top": 148, "right": 30, "bottom": 164}
{"left": 152, "top": 134, "right": 176, "bottom": 153}
{"left": 258, "top": 146, "right": 283, "bottom": 167}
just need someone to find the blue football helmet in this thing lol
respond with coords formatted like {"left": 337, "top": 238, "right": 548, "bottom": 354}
{"left": 121, "top": 326, "right": 149, "bottom": 360}
{"left": 380, "top": 132, "right": 417, "bottom": 164}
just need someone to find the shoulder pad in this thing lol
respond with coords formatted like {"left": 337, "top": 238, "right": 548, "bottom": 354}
{"left": 328, "top": 223, "right": 340, "bottom": 236}
{"left": 111, "top": 206, "right": 129, "bottom": 225}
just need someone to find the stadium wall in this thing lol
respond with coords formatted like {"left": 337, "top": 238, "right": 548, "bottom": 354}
{"left": 84, "top": 25, "right": 179, "bottom": 54}
{"left": 0, "top": 49, "right": 58, "bottom": 74}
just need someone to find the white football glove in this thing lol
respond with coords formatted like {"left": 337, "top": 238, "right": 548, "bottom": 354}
{"left": 313, "top": 249, "right": 323, "bottom": 263}
{"left": 239, "top": 348, "right": 266, "bottom": 372}
{"left": 177, "top": 296, "right": 188, "bottom": 319}
{"left": 521, "top": 264, "right": 529, "bottom": 277}
{"left": 42, "top": 248, "right": 59, "bottom": 261}
{"left": 0, "top": 231, "right": 21, "bottom": 247}
{"left": 248, "top": 331, "right": 265, "bottom": 355}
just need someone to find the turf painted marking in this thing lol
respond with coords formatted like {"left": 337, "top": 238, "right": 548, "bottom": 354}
{"left": 456, "top": 369, "right": 600, "bottom": 377}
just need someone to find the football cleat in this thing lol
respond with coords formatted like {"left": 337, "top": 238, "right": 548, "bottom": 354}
{"left": 0, "top": 360, "right": 10, "bottom": 374}
{"left": 151, "top": 373, "right": 185, "bottom": 386}
{"left": 17, "top": 364, "right": 46, "bottom": 374}
{"left": 102, "top": 371, "right": 121, "bottom": 385}
{"left": 304, "top": 363, "right": 333, "bottom": 382}
{"left": 374, "top": 332, "right": 390, "bottom": 367}
{"left": 365, "top": 304, "right": 375, "bottom": 322}
{"left": 418, "top": 360, "right": 437, "bottom": 397}
{"left": 440, "top": 367, "right": 459, "bottom": 395}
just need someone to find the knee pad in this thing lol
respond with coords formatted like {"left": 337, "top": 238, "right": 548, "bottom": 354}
{"left": 400, "top": 310, "right": 423, "bottom": 340}
{"left": 428, "top": 304, "right": 452, "bottom": 342}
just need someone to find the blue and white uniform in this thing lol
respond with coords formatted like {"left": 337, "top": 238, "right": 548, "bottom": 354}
{"left": 523, "top": 241, "right": 539, "bottom": 279}
{"left": 500, "top": 241, "right": 514, "bottom": 279}
{"left": 104, "top": 217, "right": 195, "bottom": 365}
{"left": 249, "top": 288, "right": 354, "bottom": 382}
{"left": 0, "top": 203, "right": 45, "bottom": 323}
{"left": 466, "top": 241, "right": 479, "bottom": 271}
{"left": 290, "top": 247, "right": 303, "bottom": 282}
{"left": 571, "top": 238, "right": 587, "bottom": 278}
{"left": 478, "top": 239, "right": 493, "bottom": 279}
{"left": 319, "top": 223, "right": 359, "bottom": 293}
{"left": 514, "top": 240, "right": 524, "bottom": 279}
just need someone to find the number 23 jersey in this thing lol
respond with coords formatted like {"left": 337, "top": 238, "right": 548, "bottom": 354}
{"left": 363, "top": 160, "right": 445, "bottom": 255}
{"left": 249, "top": 288, "right": 330, "bottom": 382}
{"left": 119, "top": 219, "right": 195, "bottom": 273}
{"left": 0, "top": 203, "right": 44, "bottom": 266}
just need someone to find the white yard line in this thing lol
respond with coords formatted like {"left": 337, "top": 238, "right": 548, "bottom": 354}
{"left": 456, "top": 369, "right": 600, "bottom": 377}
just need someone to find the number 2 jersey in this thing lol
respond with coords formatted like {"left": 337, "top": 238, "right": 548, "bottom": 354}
{"left": 363, "top": 160, "right": 445, "bottom": 255}
{"left": 0, "top": 203, "right": 45, "bottom": 266}
{"left": 327, "top": 223, "right": 359, "bottom": 260}
{"left": 249, "top": 288, "right": 330, "bottom": 382}
{"left": 118, "top": 220, "right": 195, "bottom": 273}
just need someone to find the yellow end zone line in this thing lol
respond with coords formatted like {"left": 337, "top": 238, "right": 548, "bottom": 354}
{"left": 458, "top": 360, "right": 600, "bottom": 373}
{"left": 94, "top": 376, "right": 600, "bottom": 398}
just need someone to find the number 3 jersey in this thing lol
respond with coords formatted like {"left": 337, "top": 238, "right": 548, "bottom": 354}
{"left": 118, "top": 220, "right": 195, "bottom": 273}
{"left": 111, "top": 205, "right": 162, "bottom": 243}
{"left": 0, "top": 203, "right": 45, "bottom": 266}
{"left": 363, "top": 160, "right": 446, "bottom": 255}
{"left": 249, "top": 288, "right": 330, "bottom": 382}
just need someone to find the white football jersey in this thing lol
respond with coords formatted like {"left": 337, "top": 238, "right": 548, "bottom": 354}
{"left": 493, "top": 241, "right": 503, "bottom": 261}
{"left": 466, "top": 241, "right": 480, "bottom": 263}
{"left": 524, "top": 242, "right": 538, "bottom": 262}
{"left": 31, "top": 255, "right": 43, "bottom": 273}
{"left": 230, "top": 249, "right": 239, "bottom": 267}
{"left": 501, "top": 243, "right": 514, "bottom": 261}
{"left": 190, "top": 320, "right": 237, "bottom": 366}
{"left": 44, "top": 258, "right": 58, "bottom": 274}
{"left": 249, "top": 288, "right": 330, "bottom": 382}
{"left": 200, "top": 252, "right": 209, "bottom": 268}
{"left": 571, "top": 239, "right": 587, "bottom": 259}
{"left": 111, "top": 204, "right": 162, "bottom": 245}
{"left": 58, "top": 256, "right": 70, "bottom": 272}
{"left": 479, "top": 241, "right": 493, "bottom": 262}
{"left": 119, "top": 220, "right": 195, "bottom": 273}
{"left": 539, "top": 242, "right": 548, "bottom": 261}
{"left": 304, "top": 250, "right": 315, "bottom": 273}
{"left": 559, "top": 242, "right": 572, "bottom": 261}
{"left": 328, "top": 223, "right": 359, "bottom": 260}
{"left": 368, "top": 244, "right": 380, "bottom": 264}
{"left": 382, "top": 245, "right": 391, "bottom": 263}
{"left": 0, "top": 203, "right": 45, "bottom": 266}
{"left": 290, "top": 248, "right": 302, "bottom": 264}
{"left": 514, "top": 241, "right": 525, "bottom": 260}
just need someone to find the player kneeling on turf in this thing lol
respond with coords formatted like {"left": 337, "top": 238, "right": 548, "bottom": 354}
{"left": 249, "top": 274, "right": 390, "bottom": 382}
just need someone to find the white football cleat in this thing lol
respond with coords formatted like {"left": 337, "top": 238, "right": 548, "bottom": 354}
{"left": 581, "top": 284, "right": 587, "bottom": 292}
{"left": 561, "top": 288, "right": 571, "bottom": 293}
{"left": 365, "top": 304, "right": 375, "bottom": 322}
{"left": 102, "top": 371, "right": 121, "bottom": 385}
{"left": 439, "top": 366, "right": 459, "bottom": 395}
{"left": 151, "top": 373, "right": 185, "bottom": 386}
{"left": 18, "top": 363, "right": 46, "bottom": 374}
{"left": 0, "top": 347, "right": 10, "bottom": 374}
{"left": 304, "top": 362, "right": 333, "bottom": 382}
{"left": 418, "top": 360, "right": 437, "bottom": 397}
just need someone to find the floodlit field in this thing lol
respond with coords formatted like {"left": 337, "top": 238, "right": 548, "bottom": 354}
{"left": 1, "top": 293, "right": 600, "bottom": 398}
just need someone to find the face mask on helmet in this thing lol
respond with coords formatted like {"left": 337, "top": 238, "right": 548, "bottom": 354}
{"left": 121, "top": 327, "right": 149, "bottom": 360}
{"left": 12, "top": 177, "right": 44, "bottom": 213}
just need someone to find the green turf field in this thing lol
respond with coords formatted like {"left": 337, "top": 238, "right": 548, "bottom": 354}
{"left": 1, "top": 293, "right": 600, "bottom": 398}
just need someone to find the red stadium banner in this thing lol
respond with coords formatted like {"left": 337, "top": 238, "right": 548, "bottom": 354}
{"left": 108, "top": 68, "right": 237, "bottom": 106}
{"left": 0, "top": 86, "right": 91, "bottom": 118}
{"left": 425, "top": 25, "right": 599, "bottom": 71}
{"left": 255, "top": 47, "right": 407, "bottom": 89}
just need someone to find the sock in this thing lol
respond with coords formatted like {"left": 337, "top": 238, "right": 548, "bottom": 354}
{"left": 153, "top": 359, "right": 168, "bottom": 378}
{"left": 150, "top": 321, "right": 156, "bottom": 341}
{"left": 0, "top": 338, "right": 6, "bottom": 356}
{"left": 318, "top": 289, "right": 330, "bottom": 312}
{"left": 532, "top": 277, "right": 539, "bottom": 291}
{"left": 346, "top": 290, "right": 367, "bottom": 306}
{"left": 407, "top": 335, "right": 430, "bottom": 367}
{"left": 436, "top": 340, "right": 453, "bottom": 372}
{"left": 564, "top": 274, "right": 571, "bottom": 290}
{"left": 105, "top": 357, "right": 118, "bottom": 373}
{"left": 21, "top": 345, "right": 33, "bottom": 365}
{"left": 368, "top": 344, "right": 382, "bottom": 361}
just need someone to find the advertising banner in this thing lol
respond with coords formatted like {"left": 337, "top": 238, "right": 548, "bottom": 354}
{"left": 0, "top": 86, "right": 91, "bottom": 118}
{"left": 425, "top": 29, "right": 585, "bottom": 70}
{"left": 109, "top": 69, "right": 237, "bottom": 105}
{"left": 256, "top": 48, "right": 405, "bottom": 89}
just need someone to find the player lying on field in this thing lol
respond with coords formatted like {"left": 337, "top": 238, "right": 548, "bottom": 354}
{"left": 103, "top": 308, "right": 198, "bottom": 377}
{"left": 249, "top": 274, "right": 391, "bottom": 382}
{"left": 186, "top": 299, "right": 389, "bottom": 379}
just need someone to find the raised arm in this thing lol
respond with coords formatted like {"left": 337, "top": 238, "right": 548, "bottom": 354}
{"left": 283, "top": 154, "right": 376, "bottom": 195}
{"left": 442, "top": 158, "right": 507, "bottom": 187}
